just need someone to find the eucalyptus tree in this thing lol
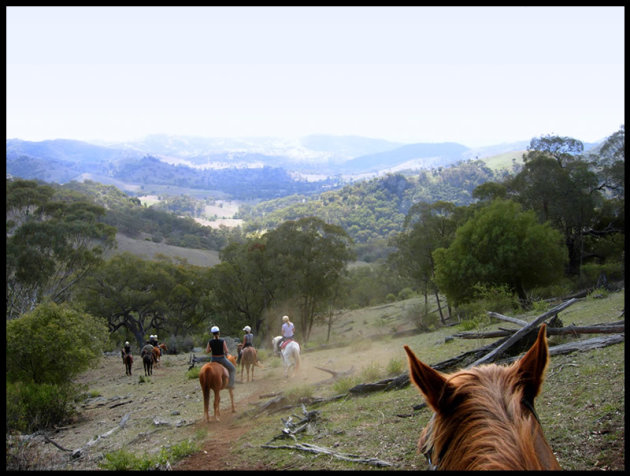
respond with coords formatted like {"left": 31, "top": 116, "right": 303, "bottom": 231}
{"left": 264, "top": 217, "right": 355, "bottom": 343}
{"left": 390, "top": 201, "right": 464, "bottom": 323}
{"left": 507, "top": 135, "right": 614, "bottom": 276}
{"left": 6, "top": 179, "right": 116, "bottom": 320}
{"left": 209, "top": 238, "right": 278, "bottom": 336}
{"left": 76, "top": 252, "right": 175, "bottom": 347}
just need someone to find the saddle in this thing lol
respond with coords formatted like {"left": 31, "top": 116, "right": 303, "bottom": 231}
{"left": 279, "top": 338, "right": 293, "bottom": 350}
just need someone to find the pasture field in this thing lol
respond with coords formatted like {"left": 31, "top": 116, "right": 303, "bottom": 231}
{"left": 107, "top": 232, "right": 221, "bottom": 267}
{"left": 11, "top": 289, "right": 624, "bottom": 470}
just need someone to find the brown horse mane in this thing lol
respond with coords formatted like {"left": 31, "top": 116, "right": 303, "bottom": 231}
{"left": 407, "top": 324, "right": 560, "bottom": 470}
{"left": 422, "top": 364, "right": 546, "bottom": 470}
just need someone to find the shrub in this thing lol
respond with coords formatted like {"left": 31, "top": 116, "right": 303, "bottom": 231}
{"left": 404, "top": 303, "right": 438, "bottom": 331}
{"left": 6, "top": 381, "right": 77, "bottom": 433}
{"left": 186, "top": 366, "right": 201, "bottom": 380}
{"left": 6, "top": 301, "right": 108, "bottom": 385}
{"left": 398, "top": 287, "right": 415, "bottom": 300}
{"left": 167, "top": 335, "right": 196, "bottom": 354}
{"left": 359, "top": 362, "right": 383, "bottom": 382}
{"left": 99, "top": 440, "right": 199, "bottom": 470}
{"left": 283, "top": 384, "right": 314, "bottom": 404}
{"left": 386, "top": 357, "right": 404, "bottom": 376}
{"left": 332, "top": 376, "right": 359, "bottom": 394}
{"left": 579, "top": 262, "right": 625, "bottom": 289}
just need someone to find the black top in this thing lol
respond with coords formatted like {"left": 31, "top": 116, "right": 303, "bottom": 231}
{"left": 208, "top": 338, "right": 225, "bottom": 356}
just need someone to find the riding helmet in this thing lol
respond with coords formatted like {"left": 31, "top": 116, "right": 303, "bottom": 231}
{"left": 243, "top": 325, "right": 251, "bottom": 332}
{"left": 211, "top": 326, "right": 220, "bottom": 333}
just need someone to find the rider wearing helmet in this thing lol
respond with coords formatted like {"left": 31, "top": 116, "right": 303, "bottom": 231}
{"left": 121, "top": 340, "right": 132, "bottom": 362}
{"left": 237, "top": 325, "right": 254, "bottom": 365}
{"left": 278, "top": 315, "right": 295, "bottom": 353}
{"left": 205, "top": 326, "right": 235, "bottom": 389}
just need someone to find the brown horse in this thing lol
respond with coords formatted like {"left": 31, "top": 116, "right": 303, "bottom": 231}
{"left": 404, "top": 324, "right": 561, "bottom": 470}
{"left": 141, "top": 344, "right": 154, "bottom": 376}
{"left": 238, "top": 344, "right": 260, "bottom": 382}
{"left": 199, "top": 362, "right": 235, "bottom": 422}
{"left": 122, "top": 352, "right": 133, "bottom": 376}
{"left": 158, "top": 343, "right": 168, "bottom": 355}
{"left": 152, "top": 346, "right": 161, "bottom": 368}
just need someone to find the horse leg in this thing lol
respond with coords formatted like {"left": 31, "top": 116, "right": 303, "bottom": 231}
{"left": 213, "top": 388, "right": 221, "bottom": 421}
{"left": 228, "top": 387, "right": 235, "bottom": 413}
{"left": 200, "top": 370, "right": 210, "bottom": 422}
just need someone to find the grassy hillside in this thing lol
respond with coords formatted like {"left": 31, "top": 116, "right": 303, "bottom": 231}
{"left": 481, "top": 149, "right": 526, "bottom": 171}
{"left": 227, "top": 289, "right": 624, "bottom": 471}
{"left": 107, "top": 233, "right": 220, "bottom": 267}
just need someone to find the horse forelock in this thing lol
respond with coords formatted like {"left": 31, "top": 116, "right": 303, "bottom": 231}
{"left": 425, "top": 363, "right": 555, "bottom": 470}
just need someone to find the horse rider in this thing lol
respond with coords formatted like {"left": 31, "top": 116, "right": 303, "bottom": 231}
{"left": 121, "top": 341, "right": 132, "bottom": 360}
{"left": 205, "top": 326, "right": 235, "bottom": 389}
{"left": 278, "top": 315, "right": 295, "bottom": 353}
{"left": 237, "top": 325, "right": 254, "bottom": 365}
{"left": 149, "top": 334, "right": 158, "bottom": 347}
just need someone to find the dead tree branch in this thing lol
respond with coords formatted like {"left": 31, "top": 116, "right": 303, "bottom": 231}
{"left": 261, "top": 442, "right": 393, "bottom": 467}
{"left": 469, "top": 298, "right": 579, "bottom": 367}
{"left": 487, "top": 312, "right": 528, "bottom": 327}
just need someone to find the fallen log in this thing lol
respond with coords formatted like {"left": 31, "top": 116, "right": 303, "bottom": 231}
{"left": 500, "top": 334, "right": 624, "bottom": 364}
{"left": 71, "top": 413, "right": 130, "bottom": 459}
{"left": 453, "top": 322, "right": 625, "bottom": 339}
{"left": 469, "top": 298, "right": 579, "bottom": 367}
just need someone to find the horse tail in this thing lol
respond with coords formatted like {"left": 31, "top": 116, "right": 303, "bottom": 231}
{"left": 293, "top": 345, "right": 301, "bottom": 372}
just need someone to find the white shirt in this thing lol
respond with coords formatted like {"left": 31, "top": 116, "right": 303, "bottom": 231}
{"left": 282, "top": 322, "right": 294, "bottom": 338}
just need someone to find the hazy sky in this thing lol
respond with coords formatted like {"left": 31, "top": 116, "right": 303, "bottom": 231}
{"left": 6, "top": 6, "right": 625, "bottom": 147}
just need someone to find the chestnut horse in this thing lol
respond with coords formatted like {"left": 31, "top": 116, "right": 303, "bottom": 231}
{"left": 158, "top": 343, "right": 168, "bottom": 355}
{"left": 152, "top": 346, "right": 161, "bottom": 368}
{"left": 237, "top": 344, "right": 261, "bottom": 382}
{"left": 199, "top": 362, "right": 235, "bottom": 422}
{"left": 404, "top": 324, "right": 560, "bottom": 470}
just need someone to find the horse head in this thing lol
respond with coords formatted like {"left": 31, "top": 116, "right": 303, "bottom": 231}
{"left": 404, "top": 324, "right": 560, "bottom": 470}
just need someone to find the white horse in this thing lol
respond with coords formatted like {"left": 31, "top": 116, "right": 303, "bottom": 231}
{"left": 272, "top": 336, "right": 301, "bottom": 378}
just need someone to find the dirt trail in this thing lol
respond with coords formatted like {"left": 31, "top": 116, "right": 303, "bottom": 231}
{"left": 29, "top": 343, "right": 374, "bottom": 471}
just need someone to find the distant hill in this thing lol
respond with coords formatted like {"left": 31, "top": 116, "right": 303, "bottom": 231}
{"left": 6, "top": 134, "right": 600, "bottom": 203}
{"left": 338, "top": 141, "right": 470, "bottom": 174}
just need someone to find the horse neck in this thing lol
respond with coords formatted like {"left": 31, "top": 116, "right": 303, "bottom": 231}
{"left": 429, "top": 367, "right": 558, "bottom": 470}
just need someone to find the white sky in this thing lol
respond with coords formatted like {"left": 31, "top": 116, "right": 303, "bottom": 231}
{"left": 6, "top": 6, "right": 625, "bottom": 147}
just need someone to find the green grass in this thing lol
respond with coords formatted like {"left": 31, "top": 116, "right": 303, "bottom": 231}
{"left": 99, "top": 440, "right": 200, "bottom": 470}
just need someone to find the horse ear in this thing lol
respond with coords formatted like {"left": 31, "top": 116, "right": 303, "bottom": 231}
{"left": 404, "top": 345, "right": 450, "bottom": 412}
{"left": 512, "top": 324, "right": 550, "bottom": 403}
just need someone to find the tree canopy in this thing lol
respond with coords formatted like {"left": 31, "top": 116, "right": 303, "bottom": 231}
{"left": 433, "top": 199, "right": 568, "bottom": 304}
{"left": 6, "top": 179, "right": 116, "bottom": 320}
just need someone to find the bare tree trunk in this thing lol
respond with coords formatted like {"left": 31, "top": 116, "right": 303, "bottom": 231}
{"left": 434, "top": 289, "right": 445, "bottom": 324}
{"left": 326, "top": 304, "right": 333, "bottom": 343}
